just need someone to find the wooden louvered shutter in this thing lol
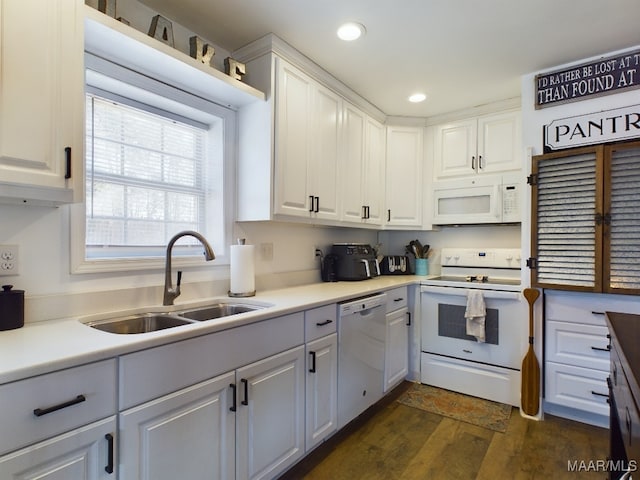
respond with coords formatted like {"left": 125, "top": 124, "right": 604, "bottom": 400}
{"left": 605, "top": 142, "right": 640, "bottom": 294}
{"left": 530, "top": 146, "right": 604, "bottom": 291}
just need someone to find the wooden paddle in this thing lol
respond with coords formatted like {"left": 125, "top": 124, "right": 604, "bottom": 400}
{"left": 521, "top": 288, "right": 541, "bottom": 416}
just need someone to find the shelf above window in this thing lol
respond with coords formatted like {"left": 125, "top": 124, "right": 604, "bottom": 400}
{"left": 84, "top": 6, "right": 265, "bottom": 110}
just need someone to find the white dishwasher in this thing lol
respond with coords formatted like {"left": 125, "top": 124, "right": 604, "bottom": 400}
{"left": 337, "top": 292, "right": 387, "bottom": 429}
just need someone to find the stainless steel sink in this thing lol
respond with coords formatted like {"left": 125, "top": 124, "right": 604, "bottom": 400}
{"left": 86, "top": 313, "right": 193, "bottom": 334}
{"left": 178, "top": 303, "right": 265, "bottom": 321}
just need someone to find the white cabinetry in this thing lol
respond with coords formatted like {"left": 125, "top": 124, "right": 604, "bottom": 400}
{"left": 385, "top": 126, "right": 423, "bottom": 227}
{"left": 0, "top": 0, "right": 84, "bottom": 205}
{"left": 341, "top": 104, "right": 385, "bottom": 225}
{"left": 384, "top": 287, "right": 409, "bottom": 391}
{"left": 274, "top": 59, "right": 340, "bottom": 221}
{"left": 433, "top": 110, "right": 521, "bottom": 180}
{"left": 118, "top": 312, "right": 305, "bottom": 480}
{"left": 304, "top": 304, "right": 338, "bottom": 451}
{"left": 544, "top": 291, "right": 640, "bottom": 426}
{"left": 0, "top": 360, "right": 117, "bottom": 478}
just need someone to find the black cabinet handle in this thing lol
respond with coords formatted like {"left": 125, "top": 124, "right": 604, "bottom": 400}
{"left": 241, "top": 378, "right": 249, "bottom": 406}
{"left": 105, "top": 433, "right": 114, "bottom": 474}
{"left": 471, "top": 155, "right": 476, "bottom": 170}
{"left": 33, "top": 394, "right": 86, "bottom": 417}
{"left": 64, "top": 147, "right": 72, "bottom": 179}
{"left": 229, "top": 383, "right": 237, "bottom": 412}
{"left": 591, "top": 390, "right": 610, "bottom": 399}
{"left": 387, "top": 209, "right": 391, "bottom": 222}
{"left": 309, "top": 351, "right": 317, "bottom": 373}
{"left": 406, "top": 311, "right": 412, "bottom": 326}
{"left": 309, "top": 196, "right": 315, "bottom": 212}
{"left": 591, "top": 311, "right": 605, "bottom": 315}
{"left": 316, "top": 319, "right": 333, "bottom": 326}
{"left": 591, "top": 345, "right": 611, "bottom": 352}
{"left": 365, "top": 206, "right": 370, "bottom": 219}
{"left": 314, "top": 196, "right": 320, "bottom": 213}
{"left": 478, "top": 155, "right": 483, "bottom": 169}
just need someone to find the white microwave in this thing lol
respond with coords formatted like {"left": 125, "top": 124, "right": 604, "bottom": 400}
{"left": 432, "top": 174, "right": 521, "bottom": 225}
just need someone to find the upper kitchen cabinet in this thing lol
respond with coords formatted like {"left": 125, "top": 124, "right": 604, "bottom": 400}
{"left": 341, "top": 104, "right": 385, "bottom": 226}
{"left": 433, "top": 110, "right": 522, "bottom": 180}
{"left": 0, "top": 0, "right": 84, "bottom": 205}
{"left": 530, "top": 141, "right": 640, "bottom": 295}
{"left": 235, "top": 34, "right": 386, "bottom": 226}
{"left": 274, "top": 59, "right": 341, "bottom": 221}
{"left": 385, "top": 125, "right": 424, "bottom": 228}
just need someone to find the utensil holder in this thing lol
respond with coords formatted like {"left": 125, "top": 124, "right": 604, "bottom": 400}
{"left": 415, "top": 258, "right": 428, "bottom": 276}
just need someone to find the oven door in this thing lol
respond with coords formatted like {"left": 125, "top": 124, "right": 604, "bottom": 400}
{"left": 420, "top": 285, "right": 523, "bottom": 369}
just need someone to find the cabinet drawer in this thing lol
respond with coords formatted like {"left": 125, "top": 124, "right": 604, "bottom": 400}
{"left": 545, "top": 362, "right": 610, "bottom": 417}
{"left": 304, "top": 304, "right": 336, "bottom": 342}
{"left": 120, "top": 312, "right": 304, "bottom": 409}
{"left": 0, "top": 359, "right": 116, "bottom": 455}
{"left": 386, "top": 287, "right": 408, "bottom": 313}
{"left": 546, "top": 320, "right": 610, "bottom": 371}
{"left": 546, "top": 291, "right": 640, "bottom": 326}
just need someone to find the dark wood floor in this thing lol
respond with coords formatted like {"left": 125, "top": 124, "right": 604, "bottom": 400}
{"left": 280, "top": 382, "right": 609, "bottom": 479}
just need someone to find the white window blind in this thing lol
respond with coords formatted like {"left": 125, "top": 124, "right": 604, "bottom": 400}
{"left": 534, "top": 152, "right": 597, "bottom": 287}
{"left": 609, "top": 146, "right": 640, "bottom": 290}
{"left": 85, "top": 94, "right": 207, "bottom": 258}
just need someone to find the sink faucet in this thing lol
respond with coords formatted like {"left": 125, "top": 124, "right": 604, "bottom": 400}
{"left": 164, "top": 230, "right": 215, "bottom": 306}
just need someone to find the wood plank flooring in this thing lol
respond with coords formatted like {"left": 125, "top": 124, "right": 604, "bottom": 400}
{"left": 280, "top": 382, "right": 609, "bottom": 479}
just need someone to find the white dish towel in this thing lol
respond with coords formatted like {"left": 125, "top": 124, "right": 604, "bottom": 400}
{"left": 465, "top": 290, "right": 486, "bottom": 343}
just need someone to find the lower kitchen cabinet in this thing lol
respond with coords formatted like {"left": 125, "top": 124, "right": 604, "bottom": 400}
{"left": 0, "top": 416, "right": 116, "bottom": 480}
{"left": 384, "top": 287, "right": 409, "bottom": 392}
{"left": 305, "top": 333, "right": 338, "bottom": 451}
{"left": 236, "top": 345, "right": 305, "bottom": 480}
{"left": 119, "top": 373, "right": 236, "bottom": 480}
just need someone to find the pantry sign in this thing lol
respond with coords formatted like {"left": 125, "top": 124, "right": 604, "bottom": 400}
{"left": 536, "top": 48, "right": 640, "bottom": 108}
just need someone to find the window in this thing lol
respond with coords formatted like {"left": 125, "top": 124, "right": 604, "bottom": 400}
{"left": 71, "top": 53, "right": 235, "bottom": 273}
{"left": 530, "top": 141, "right": 640, "bottom": 294}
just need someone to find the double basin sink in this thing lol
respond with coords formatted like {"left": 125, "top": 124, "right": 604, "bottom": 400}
{"left": 85, "top": 302, "right": 268, "bottom": 334}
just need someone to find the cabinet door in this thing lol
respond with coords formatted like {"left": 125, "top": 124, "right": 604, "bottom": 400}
{"left": 119, "top": 372, "right": 235, "bottom": 480}
{"left": 0, "top": 0, "right": 83, "bottom": 199}
{"left": 274, "top": 59, "right": 313, "bottom": 217}
{"left": 477, "top": 111, "right": 522, "bottom": 174}
{"left": 340, "top": 103, "right": 366, "bottom": 223}
{"left": 309, "top": 85, "right": 341, "bottom": 220}
{"left": 305, "top": 334, "right": 338, "bottom": 451}
{"left": 384, "top": 308, "right": 409, "bottom": 392}
{"left": 385, "top": 126, "right": 423, "bottom": 227}
{"left": 236, "top": 346, "right": 305, "bottom": 480}
{"left": 0, "top": 417, "right": 115, "bottom": 480}
{"left": 363, "top": 116, "right": 386, "bottom": 225}
{"left": 433, "top": 118, "right": 477, "bottom": 179}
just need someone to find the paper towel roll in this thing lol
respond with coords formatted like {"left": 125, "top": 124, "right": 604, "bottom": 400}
{"left": 229, "top": 245, "right": 255, "bottom": 297}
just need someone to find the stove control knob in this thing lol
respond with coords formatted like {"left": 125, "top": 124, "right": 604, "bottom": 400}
{"left": 444, "top": 255, "right": 452, "bottom": 263}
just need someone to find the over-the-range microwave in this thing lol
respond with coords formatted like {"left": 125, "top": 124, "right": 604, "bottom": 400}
{"left": 431, "top": 173, "right": 521, "bottom": 225}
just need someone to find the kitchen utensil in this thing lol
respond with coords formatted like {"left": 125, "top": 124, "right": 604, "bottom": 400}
{"left": 414, "top": 239, "right": 424, "bottom": 257}
{"left": 521, "top": 288, "right": 541, "bottom": 416}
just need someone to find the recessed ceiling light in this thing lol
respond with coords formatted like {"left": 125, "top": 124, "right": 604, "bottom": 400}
{"left": 408, "top": 93, "right": 427, "bottom": 103}
{"left": 337, "top": 22, "right": 366, "bottom": 41}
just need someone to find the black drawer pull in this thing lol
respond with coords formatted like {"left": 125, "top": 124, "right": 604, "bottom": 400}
{"left": 33, "top": 394, "right": 86, "bottom": 417}
{"left": 316, "top": 319, "right": 333, "bottom": 326}
{"left": 591, "top": 390, "right": 610, "bottom": 399}
{"left": 591, "top": 311, "right": 605, "bottom": 315}
{"left": 229, "top": 383, "right": 237, "bottom": 412}
{"left": 309, "top": 351, "right": 317, "bottom": 373}
{"left": 406, "top": 311, "right": 412, "bottom": 326}
{"left": 591, "top": 345, "right": 611, "bottom": 352}
{"left": 241, "top": 378, "right": 249, "bottom": 406}
{"left": 394, "top": 297, "right": 404, "bottom": 302}
{"left": 105, "top": 433, "right": 114, "bottom": 474}
{"left": 64, "top": 147, "right": 72, "bottom": 179}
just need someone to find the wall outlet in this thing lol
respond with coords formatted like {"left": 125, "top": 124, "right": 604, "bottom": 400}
{"left": 259, "top": 242, "right": 274, "bottom": 262}
{"left": 0, "top": 245, "right": 19, "bottom": 276}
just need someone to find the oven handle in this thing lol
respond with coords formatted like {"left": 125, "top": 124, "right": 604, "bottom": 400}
{"left": 420, "top": 285, "right": 521, "bottom": 301}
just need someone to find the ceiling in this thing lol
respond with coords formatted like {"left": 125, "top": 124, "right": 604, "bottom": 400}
{"left": 140, "top": 0, "right": 640, "bottom": 118}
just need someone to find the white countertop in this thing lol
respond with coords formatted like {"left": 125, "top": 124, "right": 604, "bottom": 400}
{"left": 0, "top": 276, "right": 421, "bottom": 385}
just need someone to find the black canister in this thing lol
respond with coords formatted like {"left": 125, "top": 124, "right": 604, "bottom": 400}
{"left": 0, "top": 285, "right": 24, "bottom": 331}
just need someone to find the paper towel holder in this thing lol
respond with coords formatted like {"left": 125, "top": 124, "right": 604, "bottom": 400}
{"left": 229, "top": 238, "right": 256, "bottom": 297}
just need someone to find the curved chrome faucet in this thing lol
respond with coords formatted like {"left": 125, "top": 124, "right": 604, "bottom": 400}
{"left": 164, "top": 230, "right": 215, "bottom": 306}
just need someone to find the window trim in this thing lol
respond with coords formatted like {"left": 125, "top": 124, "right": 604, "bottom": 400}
{"left": 71, "top": 53, "right": 236, "bottom": 274}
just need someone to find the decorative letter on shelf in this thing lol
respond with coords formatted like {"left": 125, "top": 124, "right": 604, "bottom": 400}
{"left": 148, "top": 15, "right": 175, "bottom": 47}
{"left": 225, "top": 57, "right": 246, "bottom": 82}
{"left": 189, "top": 36, "right": 215, "bottom": 66}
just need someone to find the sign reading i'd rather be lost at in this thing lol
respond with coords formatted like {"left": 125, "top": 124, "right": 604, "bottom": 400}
{"left": 543, "top": 104, "right": 640, "bottom": 151}
{"left": 536, "top": 48, "right": 640, "bottom": 108}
